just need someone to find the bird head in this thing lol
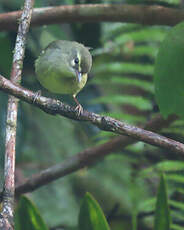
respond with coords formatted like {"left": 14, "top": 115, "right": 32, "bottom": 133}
{"left": 68, "top": 42, "right": 92, "bottom": 83}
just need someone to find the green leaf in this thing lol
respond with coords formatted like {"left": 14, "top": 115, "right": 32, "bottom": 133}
{"left": 154, "top": 21, "right": 184, "bottom": 119}
{"left": 94, "top": 62, "right": 153, "bottom": 75}
{"left": 169, "top": 200, "right": 184, "bottom": 211}
{"left": 171, "top": 224, "right": 184, "bottom": 230}
{"left": 111, "top": 76, "right": 154, "bottom": 93}
{"left": 154, "top": 174, "right": 171, "bottom": 230}
{"left": 129, "top": 45, "right": 158, "bottom": 58}
{"left": 15, "top": 196, "right": 48, "bottom": 230}
{"left": 115, "top": 27, "right": 165, "bottom": 44}
{"left": 78, "top": 192, "right": 111, "bottom": 230}
{"left": 92, "top": 95, "right": 152, "bottom": 110}
{"left": 140, "top": 161, "right": 184, "bottom": 178}
{"left": 167, "top": 174, "right": 184, "bottom": 183}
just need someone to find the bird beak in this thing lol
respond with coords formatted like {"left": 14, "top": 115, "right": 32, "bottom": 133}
{"left": 76, "top": 70, "right": 82, "bottom": 83}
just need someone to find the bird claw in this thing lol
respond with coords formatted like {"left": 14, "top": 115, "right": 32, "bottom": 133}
{"left": 75, "top": 104, "right": 83, "bottom": 116}
{"left": 33, "top": 90, "right": 42, "bottom": 103}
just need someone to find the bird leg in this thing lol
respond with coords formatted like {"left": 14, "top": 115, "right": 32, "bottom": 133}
{"left": 73, "top": 95, "right": 83, "bottom": 115}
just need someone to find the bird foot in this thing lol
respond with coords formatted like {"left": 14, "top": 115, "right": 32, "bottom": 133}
{"left": 33, "top": 90, "right": 42, "bottom": 103}
{"left": 75, "top": 104, "right": 83, "bottom": 116}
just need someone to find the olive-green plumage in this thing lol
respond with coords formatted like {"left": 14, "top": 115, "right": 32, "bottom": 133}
{"left": 35, "top": 40, "right": 92, "bottom": 111}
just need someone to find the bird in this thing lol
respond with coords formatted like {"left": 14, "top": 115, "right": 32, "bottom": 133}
{"left": 35, "top": 40, "right": 92, "bottom": 114}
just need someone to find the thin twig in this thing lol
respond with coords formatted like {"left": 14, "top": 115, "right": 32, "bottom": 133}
{"left": 0, "top": 4, "right": 184, "bottom": 32}
{"left": 0, "top": 0, "right": 34, "bottom": 229}
{"left": 0, "top": 74, "right": 183, "bottom": 154}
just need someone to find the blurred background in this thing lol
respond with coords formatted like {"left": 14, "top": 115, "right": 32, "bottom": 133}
{"left": 0, "top": 0, "right": 184, "bottom": 229}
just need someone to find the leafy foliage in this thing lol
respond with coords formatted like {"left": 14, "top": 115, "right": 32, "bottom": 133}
{"left": 154, "top": 174, "right": 171, "bottom": 230}
{"left": 154, "top": 21, "right": 184, "bottom": 119}
{"left": 1, "top": 0, "right": 184, "bottom": 230}
{"left": 79, "top": 192, "right": 111, "bottom": 230}
{"left": 15, "top": 196, "right": 48, "bottom": 230}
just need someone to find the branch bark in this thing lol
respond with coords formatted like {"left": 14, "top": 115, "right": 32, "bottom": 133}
{"left": 0, "top": 74, "right": 183, "bottom": 155}
{"left": 0, "top": 0, "right": 34, "bottom": 229}
{"left": 0, "top": 4, "right": 184, "bottom": 32}
{"left": 14, "top": 114, "right": 176, "bottom": 196}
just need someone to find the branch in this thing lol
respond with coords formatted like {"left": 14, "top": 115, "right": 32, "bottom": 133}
{"left": 0, "top": 0, "right": 34, "bottom": 229}
{"left": 0, "top": 74, "right": 183, "bottom": 154}
{"left": 0, "top": 4, "right": 184, "bottom": 31}
{"left": 14, "top": 114, "right": 176, "bottom": 196}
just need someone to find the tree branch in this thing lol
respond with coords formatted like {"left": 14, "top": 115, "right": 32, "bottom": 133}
{"left": 0, "top": 4, "right": 184, "bottom": 32}
{"left": 0, "top": 74, "right": 183, "bottom": 155}
{"left": 0, "top": 0, "right": 34, "bottom": 229}
{"left": 14, "top": 114, "right": 176, "bottom": 196}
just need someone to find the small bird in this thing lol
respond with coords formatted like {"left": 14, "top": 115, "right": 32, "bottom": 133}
{"left": 35, "top": 40, "right": 92, "bottom": 114}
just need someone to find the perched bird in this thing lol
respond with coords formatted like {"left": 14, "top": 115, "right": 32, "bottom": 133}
{"left": 35, "top": 40, "right": 92, "bottom": 113}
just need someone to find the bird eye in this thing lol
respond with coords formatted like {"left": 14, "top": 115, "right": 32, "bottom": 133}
{"left": 74, "top": 58, "right": 79, "bottom": 64}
